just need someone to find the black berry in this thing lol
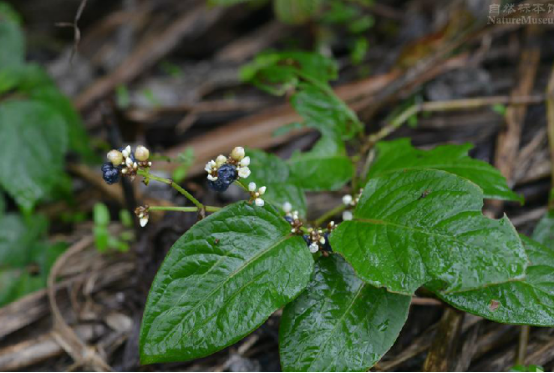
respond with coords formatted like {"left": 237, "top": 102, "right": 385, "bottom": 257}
{"left": 207, "top": 164, "right": 238, "bottom": 192}
{"left": 322, "top": 232, "right": 332, "bottom": 252}
{"left": 284, "top": 215, "right": 294, "bottom": 224}
{"left": 302, "top": 235, "right": 311, "bottom": 245}
{"left": 101, "top": 162, "right": 120, "bottom": 184}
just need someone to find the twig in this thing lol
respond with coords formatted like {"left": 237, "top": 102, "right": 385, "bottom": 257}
{"left": 423, "top": 307, "right": 465, "bottom": 371}
{"left": 546, "top": 62, "right": 554, "bottom": 210}
{"left": 516, "top": 325, "right": 531, "bottom": 365}
{"left": 56, "top": 0, "right": 88, "bottom": 62}
{"left": 47, "top": 236, "right": 112, "bottom": 371}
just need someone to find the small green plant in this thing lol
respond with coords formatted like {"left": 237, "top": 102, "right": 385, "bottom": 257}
{"left": 96, "top": 51, "right": 554, "bottom": 371}
{"left": 511, "top": 364, "right": 545, "bottom": 372}
{"left": 93, "top": 203, "right": 134, "bottom": 253}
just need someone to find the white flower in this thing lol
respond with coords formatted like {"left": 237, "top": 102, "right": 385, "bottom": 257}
{"left": 283, "top": 202, "right": 292, "bottom": 213}
{"left": 319, "top": 237, "right": 326, "bottom": 244}
{"left": 207, "top": 174, "right": 218, "bottom": 181}
{"left": 230, "top": 146, "right": 245, "bottom": 161}
{"left": 125, "top": 157, "right": 134, "bottom": 168}
{"left": 255, "top": 198, "right": 265, "bottom": 207}
{"left": 140, "top": 216, "right": 149, "bottom": 227}
{"left": 239, "top": 156, "right": 250, "bottom": 167}
{"left": 342, "top": 211, "right": 353, "bottom": 221}
{"left": 248, "top": 182, "right": 257, "bottom": 191}
{"left": 238, "top": 167, "right": 251, "bottom": 179}
{"left": 215, "top": 155, "right": 227, "bottom": 167}
{"left": 205, "top": 160, "right": 216, "bottom": 172}
{"left": 342, "top": 194, "right": 353, "bottom": 206}
{"left": 122, "top": 145, "right": 131, "bottom": 158}
{"left": 258, "top": 186, "right": 266, "bottom": 195}
{"left": 309, "top": 242, "right": 319, "bottom": 253}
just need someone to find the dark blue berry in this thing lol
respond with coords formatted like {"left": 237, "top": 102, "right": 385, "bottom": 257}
{"left": 302, "top": 235, "right": 311, "bottom": 245}
{"left": 284, "top": 215, "right": 294, "bottom": 224}
{"left": 101, "top": 162, "right": 120, "bottom": 184}
{"left": 118, "top": 147, "right": 136, "bottom": 162}
{"left": 207, "top": 164, "right": 238, "bottom": 192}
{"left": 322, "top": 232, "right": 332, "bottom": 252}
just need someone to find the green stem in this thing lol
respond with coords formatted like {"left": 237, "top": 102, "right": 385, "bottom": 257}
{"left": 314, "top": 204, "right": 346, "bottom": 227}
{"left": 149, "top": 205, "right": 221, "bottom": 213}
{"left": 137, "top": 169, "right": 204, "bottom": 210}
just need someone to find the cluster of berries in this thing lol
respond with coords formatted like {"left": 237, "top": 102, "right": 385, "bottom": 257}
{"left": 135, "top": 205, "right": 150, "bottom": 227}
{"left": 248, "top": 182, "right": 266, "bottom": 207}
{"left": 102, "top": 145, "right": 151, "bottom": 184}
{"left": 205, "top": 147, "right": 251, "bottom": 192}
{"left": 341, "top": 189, "right": 362, "bottom": 221}
{"left": 283, "top": 202, "right": 335, "bottom": 255}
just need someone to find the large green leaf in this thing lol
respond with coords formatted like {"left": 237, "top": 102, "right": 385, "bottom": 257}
{"left": 533, "top": 210, "right": 554, "bottom": 251}
{"left": 248, "top": 149, "right": 307, "bottom": 216}
{"left": 0, "top": 6, "right": 24, "bottom": 69}
{"left": 280, "top": 255, "right": 410, "bottom": 372}
{"left": 140, "top": 201, "right": 314, "bottom": 364}
{"left": 0, "top": 213, "right": 48, "bottom": 268}
{"left": 434, "top": 235, "right": 554, "bottom": 326}
{"left": 288, "top": 130, "right": 354, "bottom": 191}
{"left": 331, "top": 169, "right": 527, "bottom": 295}
{"left": 367, "top": 139, "right": 522, "bottom": 202}
{"left": 0, "top": 100, "right": 68, "bottom": 210}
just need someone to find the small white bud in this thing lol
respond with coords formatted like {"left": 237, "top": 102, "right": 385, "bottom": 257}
{"left": 238, "top": 167, "right": 251, "bottom": 179}
{"left": 255, "top": 198, "right": 265, "bottom": 207}
{"left": 205, "top": 160, "right": 216, "bottom": 172}
{"left": 342, "top": 194, "right": 353, "bottom": 206}
{"left": 240, "top": 156, "right": 250, "bottom": 167}
{"left": 207, "top": 174, "right": 218, "bottom": 181}
{"left": 122, "top": 145, "right": 131, "bottom": 158}
{"left": 133, "top": 162, "right": 138, "bottom": 169}
{"left": 258, "top": 186, "right": 266, "bottom": 195}
{"left": 231, "top": 146, "right": 245, "bottom": 161}
{"left": 139, "top": 216, "right": 149, "bottom": 227}
{"left": 121, "top": 168, "right": 128, "bottom": 174}
{"left": 248, "top": 182, "right": 257, "bottom": 192}
{"left": 342, "top": 211, "right": 353, "bottom": 221}
{"left": 309, "top": 243, "right": 319, "bottom": 253}
{"left": 107, "top": 150, "right": 124, "bottom": 166}
{"left": 216, "top": 155, "right": 227, "bottom": 167}
{"left": 135, "top": 145, "right": 150, "bottom": 162}
{"left": 283, "top": 202, "right": 292, "bottom": 213}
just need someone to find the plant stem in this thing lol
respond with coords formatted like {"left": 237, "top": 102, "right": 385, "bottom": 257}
{"left": 149, "top": 205, "right": 221, "bottom": 213}
{"left": 314, "top": 204, "right": 346, "bottom": 227}
{"left": 137, "top": 169, "right": 204, "bottom": 210}
{"left": 546, "top": 64, "right": 554, "bottom": 210}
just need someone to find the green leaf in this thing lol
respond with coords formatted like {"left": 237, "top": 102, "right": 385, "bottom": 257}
{"left": 273, "top": 0, "right": 322, "bottom": 25}
{"left": 331, "top": 169, "right": 527, "bottom": 295}
{"left": 0, "top": 213, "right": 48, "bottom": 268}
{"left": 248, "top": 149, "right": 307, "bottom": 216}
{"left": 0, "top": 7, "right": 24, "bottom": 69}
{"left": 0, "top": 100, "right": 68, "bottom": 210}
{"left": 291, "top": 83, "right": 361, "bottom": 139}
{"left": 511, "top": 364, "right": 545, "bottom": 372}
{"left": 367, "top": 139, "right": 522, "bottom": 202}
{"left": 240, "top": 51, "right": 337, "bottom": 95}
{"left": 288, "top": 130, "right": 354, "bottom": 191}
{"left": 280, "top": 255, "right": 410, "bottom": 372}
{"left": 433, "top": 235, "right": 554, "bottom": 326}
{"left": 533, "top": 210, "right": 554, "bottom": 250}
{"left": 140, "top": 201, "right": 314, "bottom": 364}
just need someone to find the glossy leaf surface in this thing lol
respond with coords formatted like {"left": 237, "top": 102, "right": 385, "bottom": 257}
{"left": 533, "top": 210, "right": 554, "bottom": 251}
{"left": 367, "top": 139, "right": 522, "bottom": 202}
{"left": 280, "top": 255, "right": 410, "bottom": 371}
{"left": 140, "top": 202, "right": 314, "bottom": 364}
{"left": 331, "top": 169, "right": 527, "bottom": 295}
{"left": 435, "top": 236, "right": 554, "bottom": 326}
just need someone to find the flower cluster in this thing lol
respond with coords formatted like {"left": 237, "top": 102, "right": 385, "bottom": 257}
{"left": 205, "top": 147, "right": 251, "bottom": 192}
{"left": 248, "top": 182, "right": 266, "bottom": 207}
{"left": 304, "top": 221, "right": 336, "bottom": 255}
{"left": 283, "top": 202, "right": 303, "bottom": 234}
{"left": 102, "top": 145, "right": 151, "bottom": 184}
{"left": 135, "top": 205, "right": 150, "bottom": 227}
{"left": 341, "top": 189, "right": 362, "bottom": 221}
